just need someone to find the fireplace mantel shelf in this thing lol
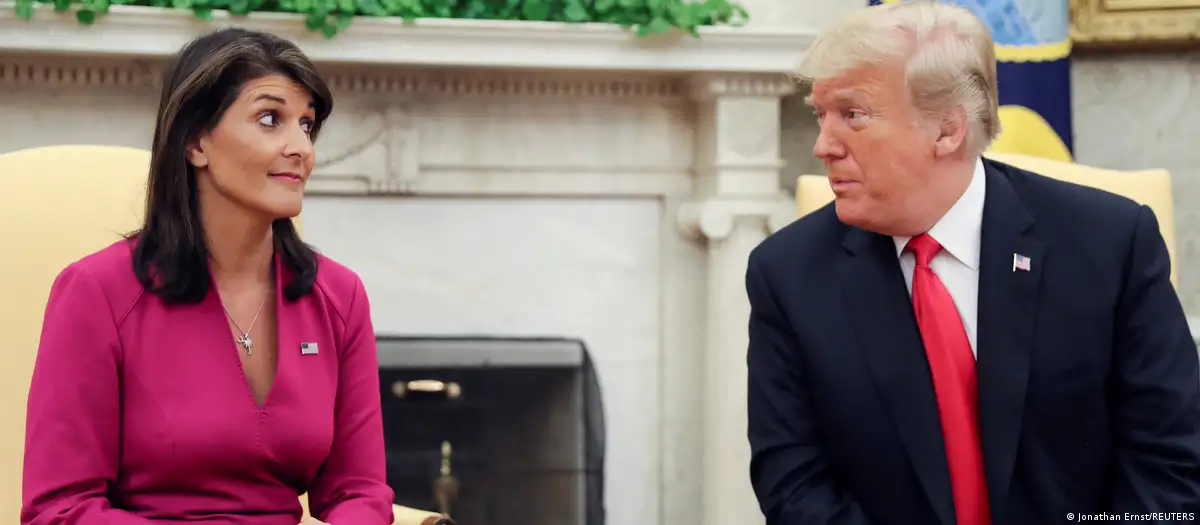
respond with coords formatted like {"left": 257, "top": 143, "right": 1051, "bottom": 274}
{"left": 0, "top": 3, "right": 815, "bottom": 74}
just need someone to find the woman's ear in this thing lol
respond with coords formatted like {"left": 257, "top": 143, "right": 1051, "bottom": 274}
{"left": 186, "top": 135, "right": 209, "bottom": 168}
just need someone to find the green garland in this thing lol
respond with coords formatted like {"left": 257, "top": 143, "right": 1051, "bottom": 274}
{"left": 12, "top": 0, "right": 749, "bottom": 38}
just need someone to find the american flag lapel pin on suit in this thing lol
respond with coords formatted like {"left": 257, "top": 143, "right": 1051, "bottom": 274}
{"left": 1012, "top": 253, "right": 1032, "bottom": 272}
{"left": 301, "top": 342, "right": 319, "bottom": 355}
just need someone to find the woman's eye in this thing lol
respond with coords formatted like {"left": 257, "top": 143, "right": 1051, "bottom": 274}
{"left": 300, "top": 119, "right": 313, "bottom": 134}
{"left": 258, "top": 112, "right": 277, "bottom": 127}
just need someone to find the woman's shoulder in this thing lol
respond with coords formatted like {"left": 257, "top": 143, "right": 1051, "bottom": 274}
{"left": 311, "top": 253, "right": 368, "bottom": 312}
{"left": 67, "top": 238, "right": 137, "bottom": 282}
{"left": 51, "top": 239, "right": 142, "bottom": 317}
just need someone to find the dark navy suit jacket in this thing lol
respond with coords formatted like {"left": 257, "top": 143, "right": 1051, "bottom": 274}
{"left": 746, "top": 159, "right": 1200, "bottom": 525}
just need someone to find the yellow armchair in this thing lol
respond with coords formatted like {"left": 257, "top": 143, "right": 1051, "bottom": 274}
{"left": 0, "top": 145, "right": 452, "bottom": 525}
{"left": 793, "top": 152, "right": 1178, "bottom": 288}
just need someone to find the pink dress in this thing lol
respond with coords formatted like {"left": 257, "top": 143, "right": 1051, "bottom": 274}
{"left": 22, "top": 240, "right": 394, "bottom": 525}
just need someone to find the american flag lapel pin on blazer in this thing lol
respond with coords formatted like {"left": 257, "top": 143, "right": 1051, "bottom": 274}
{"left": 301, "top": 342, "right": 319, "bottom": 355}
{"left": 1012, "top": 253, "right": 1032, "bottom": 272}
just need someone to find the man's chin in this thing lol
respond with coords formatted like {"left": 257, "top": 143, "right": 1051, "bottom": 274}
{"left": 833, "top": 199, "right": 867, "bottom": 227}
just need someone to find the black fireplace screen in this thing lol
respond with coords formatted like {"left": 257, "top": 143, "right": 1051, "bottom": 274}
{"left": 375, "top": 336, "right": 606, "bottom": 525}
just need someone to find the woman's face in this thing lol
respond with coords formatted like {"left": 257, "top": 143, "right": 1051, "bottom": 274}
{"left": 188, "top": 73, "right": 317, "bottom": 220}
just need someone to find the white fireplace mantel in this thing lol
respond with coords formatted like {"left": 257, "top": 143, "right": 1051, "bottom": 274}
{"left": 0, "top": 4, "right": 812, "bottom": 74}
{"left": 0, "top": 7, "right": 817, "bottom": 525}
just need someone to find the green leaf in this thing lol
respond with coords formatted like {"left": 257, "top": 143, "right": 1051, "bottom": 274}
{"left": 730, "top": 3, "right": 749, "bottom": 24}
{"left": 14, "top": 0, "right": 35, "bottom": 19}
{"left": 635, "top": 15, "right": 671, "bottom": 36}
{"left": 357, "top": 0, "right": 384, "bottom": 15}
{"left": 562, "top": 0, "right": 587, "bottom": 21}
{"left": 45, "top": 0, "right": 750, "bottom": 40}
{"left": 429, "top": 0, "right": 452, "bottom": 17}
{"left": 304, "top": 11, "right": 323, "bottom": 29}
{"left": 520, "top": 0, "right": 549, "bottom": 20}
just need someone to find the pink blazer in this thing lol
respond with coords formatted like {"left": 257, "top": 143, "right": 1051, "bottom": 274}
{"left": 22, "top": 240, "right": 394, "bottom": 525}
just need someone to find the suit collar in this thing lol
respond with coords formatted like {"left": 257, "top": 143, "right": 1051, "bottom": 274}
{"left": 892, "top": 158, "right": 987, "bottom": 270}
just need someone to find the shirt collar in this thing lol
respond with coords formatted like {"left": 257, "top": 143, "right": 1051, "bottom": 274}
{"left": 892, "top": 158, "right": 986, "bottom": 270}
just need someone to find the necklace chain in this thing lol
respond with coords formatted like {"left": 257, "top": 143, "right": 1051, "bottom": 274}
{"left": 222, "top": 294, "right": 268, "bottom": 356}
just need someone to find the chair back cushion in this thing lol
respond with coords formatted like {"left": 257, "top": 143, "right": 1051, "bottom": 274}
{"left": 795, "top": 152, "right": 1178, "bottom": 287}
{"left": 0, "top": 145, "right": 150, "bottom": 522}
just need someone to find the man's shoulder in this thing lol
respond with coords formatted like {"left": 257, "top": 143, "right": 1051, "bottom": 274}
{"left": 988, "top": 158, "right": 1144, "bottom": 222}
{"left": 751, "top": 201, "right": 845, "bottom": 271}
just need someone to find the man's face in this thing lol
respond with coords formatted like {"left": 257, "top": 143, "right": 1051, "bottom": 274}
{"left": 809, "top": 63, "right": 940, "bottom": 235}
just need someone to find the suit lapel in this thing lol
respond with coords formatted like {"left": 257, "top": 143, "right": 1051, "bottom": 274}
{"left": 975, "top": 160, "right": 1043, "bottom": 522}
{"left": 836, "top": 228, "right": 955, "bottom": 525}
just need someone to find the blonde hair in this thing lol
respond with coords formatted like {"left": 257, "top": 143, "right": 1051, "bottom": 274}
{"left": 796, "top": 1, "right": 1000, "bottom": 155}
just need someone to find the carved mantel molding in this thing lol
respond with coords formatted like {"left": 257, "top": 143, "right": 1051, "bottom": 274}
{"left": 0, "top": 2, "right": 814, "bottom": 73}
{"left": 676, "top": 198, "right": 795, "bottom": 240}
{"left": 676, "top": 72, "right": 796, "bottom": 241}
{"left": 0, "top": 3, "right": 814, "bottom": 200}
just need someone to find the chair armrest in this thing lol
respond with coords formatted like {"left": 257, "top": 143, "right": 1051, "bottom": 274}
{"left": 393, "top": 504, "right": 456, "bottom": 525}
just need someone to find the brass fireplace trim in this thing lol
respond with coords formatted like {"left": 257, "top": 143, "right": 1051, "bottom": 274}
{"left": 391, "top": 379, "right": 462, "bottom": 400}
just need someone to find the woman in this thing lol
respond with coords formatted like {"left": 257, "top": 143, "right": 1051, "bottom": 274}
{"left": 21, "top": 28, "right": 394, "bottom": 525}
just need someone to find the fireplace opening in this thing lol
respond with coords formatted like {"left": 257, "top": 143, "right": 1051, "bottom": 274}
{"left": 377, "top": 336, "right": 606, "bottom": 525}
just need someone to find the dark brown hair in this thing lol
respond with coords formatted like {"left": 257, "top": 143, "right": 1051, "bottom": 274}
{"left": 129, "top": 28, "right": 333, "bottom": 304}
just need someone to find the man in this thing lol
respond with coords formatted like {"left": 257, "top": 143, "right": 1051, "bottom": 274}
{"left": 746, "top": 2, "right": 1200, "bottom": 525}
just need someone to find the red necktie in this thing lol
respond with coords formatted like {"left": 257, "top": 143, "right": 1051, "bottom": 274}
{"left": 905, "top": 233, "right": 990, "bottom": 525}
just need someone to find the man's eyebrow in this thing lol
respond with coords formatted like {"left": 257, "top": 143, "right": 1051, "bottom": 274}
{"left": 820, "top": 90, "right": 870, "bottom": 107}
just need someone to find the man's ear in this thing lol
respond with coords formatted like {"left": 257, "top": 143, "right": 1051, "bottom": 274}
{"left": 933, "top": 106, "right": 968, "bottom": 157}
{"left": 186, "top": 135, "right": 209, "bottom": 168}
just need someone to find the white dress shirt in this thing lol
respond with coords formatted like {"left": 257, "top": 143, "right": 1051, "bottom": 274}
{"left": 892, "top": 159, "right": 987, "bottom": 358}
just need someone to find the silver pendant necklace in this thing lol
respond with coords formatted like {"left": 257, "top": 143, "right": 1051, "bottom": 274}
{"left": 222, "top": 294, "right": 268, "bottom": 355}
